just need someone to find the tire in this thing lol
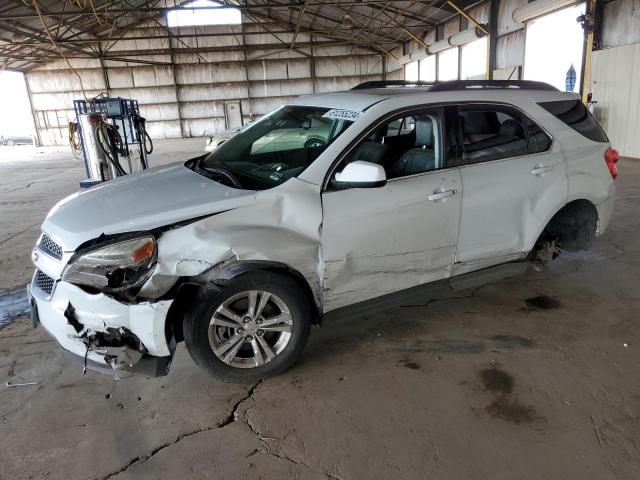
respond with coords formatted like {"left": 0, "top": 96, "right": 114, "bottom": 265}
{"left": 6, "top": 139, "right": 14, "bottom": 146}
{"left": 183, "top": 270, "right": 312, "bottom": 383}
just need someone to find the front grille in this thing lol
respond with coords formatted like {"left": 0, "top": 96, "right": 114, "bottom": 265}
{"left": 38, "top": 233, "right": 63, "bottom": 260}
{"left": 34, "top": 269, "right": 55, "bottom": 296}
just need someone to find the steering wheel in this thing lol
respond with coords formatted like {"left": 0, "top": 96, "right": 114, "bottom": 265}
{"left": 204, "top": 166, "right": 243, "bottom": 188}
{"left": 304, "top": 138, "right": 326, "bottom": 148}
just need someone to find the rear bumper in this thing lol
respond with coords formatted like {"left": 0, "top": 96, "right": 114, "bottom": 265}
{"left": 30, "top": 277, "right": 174, "bottom": 376}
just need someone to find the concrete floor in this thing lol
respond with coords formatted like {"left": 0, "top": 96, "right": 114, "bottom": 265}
{"left": 1, "top": 139, "right": 639, "bottom": 480}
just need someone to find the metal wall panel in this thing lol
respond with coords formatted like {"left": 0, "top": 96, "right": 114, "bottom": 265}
{"left": 591, "top": 43, "right": 640, "bottom": 158}
{"left": 178, "top": 84, "right": 249, "bottom": 102}
{"left": 249, "top": 79, "right": 314, "bottom": 98}
{"left": 602, "top": 0, "right": 640, "bottom": 48}
{"left": 496, "top": 30, "right": 525, "bottom": 70}
{"left": 497, "top": 0, "right": 527, "bottom": 36}
{"left": 444, "top": 18, "right": 461, "bottom": 38}
{"left": 27, "top": 69, "right": 105, "bottom": 93}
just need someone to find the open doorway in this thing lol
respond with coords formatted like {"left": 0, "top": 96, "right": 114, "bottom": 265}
{"left": 524, "top": 3, "right": 586, "bottom": 92}
{"left": 0, "top": 71, "right": 37, "bottom": 146}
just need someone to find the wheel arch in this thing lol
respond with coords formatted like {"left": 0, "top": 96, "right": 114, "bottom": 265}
{"left": 164, "top": 260, "right": 321, "bottom": 344}
{"left": 532, "top": 198, "right": 599, "bottom": 252}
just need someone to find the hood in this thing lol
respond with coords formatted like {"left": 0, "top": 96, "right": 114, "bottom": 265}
{"left": 43, "top": 162, "right": 256, "bottom": 251}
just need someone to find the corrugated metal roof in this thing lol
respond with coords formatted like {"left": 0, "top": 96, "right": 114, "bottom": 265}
{"left": 0, "top": 1, "right": 481, "bottom": 71}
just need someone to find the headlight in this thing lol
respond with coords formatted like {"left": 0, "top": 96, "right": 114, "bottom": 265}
{"left": 63, "top": 236, "right": 156, "bottom": 292}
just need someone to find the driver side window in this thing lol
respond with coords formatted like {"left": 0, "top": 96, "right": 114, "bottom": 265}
{"left": 336, "top": 108, "right": 443, "bottom": 181}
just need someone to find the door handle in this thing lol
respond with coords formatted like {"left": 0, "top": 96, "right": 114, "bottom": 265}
{"left": 428, "top": 188, "right": 456, "bottom": 202}
{"left": 531, "top": 164, "right": 553, "bottom": 176}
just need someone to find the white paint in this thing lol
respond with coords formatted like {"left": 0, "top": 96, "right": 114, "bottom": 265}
{"left": 334, "top": 161, "right": 385, "bottom": 184}
{"left": 31, "top": 280, "right": 172, "bottom": 361}
{"left": 30, "top": 85, "right": 616, "bottom": 372}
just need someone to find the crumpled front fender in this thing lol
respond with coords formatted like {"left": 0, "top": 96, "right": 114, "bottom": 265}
{"left": 139, "top": 178, "right": 324, "bottom": 309}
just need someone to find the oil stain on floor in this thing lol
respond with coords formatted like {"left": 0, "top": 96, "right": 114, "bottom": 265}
{"left": 525, "top": 295, "right": 562, "bottom": 310}
{"left": 479, "top": 366, "right": 538, "bottom": 424}
{"left": 480, "top": 366, "right": 514, "bottom": 394}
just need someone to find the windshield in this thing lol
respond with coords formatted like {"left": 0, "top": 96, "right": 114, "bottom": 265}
{"left": 198, "top": 105, "right": 354, "bottom": 189}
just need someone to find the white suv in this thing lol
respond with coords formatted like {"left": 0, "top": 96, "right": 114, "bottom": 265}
{"left": 29, "top": 80, "right": 618, "bottom": 382}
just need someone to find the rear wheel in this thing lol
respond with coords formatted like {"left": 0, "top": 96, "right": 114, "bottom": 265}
{"left": 184, "top": 271, "right": 312, "bottom": 383}
{"left": 530, "top": 200, "right": 598, "bottom": 270}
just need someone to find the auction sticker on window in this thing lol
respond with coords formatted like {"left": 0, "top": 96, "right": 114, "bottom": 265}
{"left": 322, "top": 109, "right": 363, "bottom": 121}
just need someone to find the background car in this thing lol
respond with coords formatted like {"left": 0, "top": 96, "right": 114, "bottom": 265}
{"left": 205, "top": 119, "right": 259, "bottom": 152}
{"left": 205, "top": 128, "right": 240, "bottom": 152}
{"left": 1, "top": 135, "right": 34, "bottom": 146}
{"left": 250, "top": 114, "right": 332, "bottom": 154}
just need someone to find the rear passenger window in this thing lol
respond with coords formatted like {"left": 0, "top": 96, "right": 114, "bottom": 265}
{"left": 539, "top": 99, "right": 608, "bottom": 143}
{"left": 526, "top": 117, "right": 552, "bottom": 154}
{"left": 457, "top": 106, "right": 527, "bottom": 164}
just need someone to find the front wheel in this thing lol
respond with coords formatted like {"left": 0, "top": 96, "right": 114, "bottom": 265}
{"left": 184, "top": 271, "right": 312, "bottom": 383}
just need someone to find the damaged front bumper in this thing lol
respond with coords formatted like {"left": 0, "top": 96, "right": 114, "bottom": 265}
{"left": 29, "top": 277, "right": 174, "bottom": 377}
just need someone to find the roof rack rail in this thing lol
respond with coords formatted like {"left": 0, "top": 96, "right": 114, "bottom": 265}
{"left": 429, "top": 80, "right": 558, "bottom": 92}
{"left": 351, "top": 80, "right": 435, "bottom": 90}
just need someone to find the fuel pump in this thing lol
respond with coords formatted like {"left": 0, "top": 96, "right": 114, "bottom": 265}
{"left": 71, "top": 97, "right": 152, "bottom": 188}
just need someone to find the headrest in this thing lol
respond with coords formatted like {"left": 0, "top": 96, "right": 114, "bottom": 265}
{"left": 354, "top": 142, "right": 390, "bottom": 165}
{"left": 500, "top": 119, "right": 524, "bottom": 138}
{"left": 415, "top": 117, "right": 433, "bottom": 147}
{"left": 461, "top": 111, "right": 494, "bottom": 135}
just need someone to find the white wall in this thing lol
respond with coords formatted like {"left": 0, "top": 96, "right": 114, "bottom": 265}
{"left": 591, "top": 43, "right": 640, "bottom": 158}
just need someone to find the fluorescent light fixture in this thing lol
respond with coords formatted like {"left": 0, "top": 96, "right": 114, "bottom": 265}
{"left": 513, "top": 0, "right": 579, "bottom": 23}
{"left": 397, "top": 48, "right": 428, "bottom": 65}
{"left": 449, "top": 27, "right": 486, "bottom": 47}
{"left": 428, "top": 39, "right": 452, "bottom": 55}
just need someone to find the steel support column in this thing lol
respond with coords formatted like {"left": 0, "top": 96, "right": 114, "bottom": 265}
{"left": 24, "top": 74, "right": 42, "bottom": 147}
{"left": 487, "top": 0, "right": 499, "bottom": 79}
{"left": 580, "top": 0, "right": 597, "bottom": 103}
{"left": 168, "top": 35, "right": 186, "bottom": 138}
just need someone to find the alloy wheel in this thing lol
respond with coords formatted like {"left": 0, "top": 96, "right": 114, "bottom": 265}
{"left": 208, "top": 290, "right": 293, "bottom": 368}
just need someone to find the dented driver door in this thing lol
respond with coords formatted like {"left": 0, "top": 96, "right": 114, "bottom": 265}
{"left": 320, "top": 169, "right": 462, "bottom": 312}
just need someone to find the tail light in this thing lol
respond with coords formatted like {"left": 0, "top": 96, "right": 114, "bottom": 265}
{"left": 605, "top": 148, "right": 619, "bottom": 179}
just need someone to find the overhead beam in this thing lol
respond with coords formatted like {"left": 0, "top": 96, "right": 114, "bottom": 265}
{"left": 5, "top": 23, "right": 438, "bottom": 47}
{"left": 446, "top": 0, "right": 488, "bottom": 35}
{"left": 52, "top": 39, "right": 378, "bottom": 59}
{"left": 290, "top": 0, "right": 311, "bottom": 49}
{"left": 0, "top": 1, "right": 438, "bottom": 19}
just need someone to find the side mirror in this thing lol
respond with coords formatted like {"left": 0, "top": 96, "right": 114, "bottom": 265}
{"left": 301, "top": 118, "right": 312, "bottom": 129}
{"left": 331, "top": 161, "right": 387, "bottom": 189}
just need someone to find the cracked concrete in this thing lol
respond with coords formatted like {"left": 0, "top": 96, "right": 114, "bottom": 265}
{"left": 1, "top": 140, "right": 640, "bottom": 479}
{"left": 98, "top": 381, "right": 263, "bottom": 480}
